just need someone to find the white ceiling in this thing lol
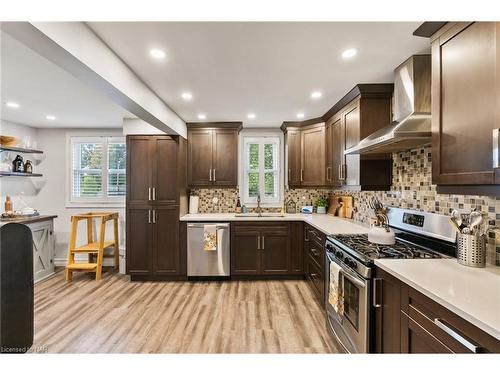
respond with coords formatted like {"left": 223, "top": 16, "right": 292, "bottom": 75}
{"left": 88, "top": 22, "right": 430, "bottom": 127}
{"left": 0, "top": 31, "right": 133, "bottom": 128}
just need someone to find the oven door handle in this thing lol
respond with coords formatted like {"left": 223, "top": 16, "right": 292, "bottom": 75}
{"left": 340, "top": 269, "right": 366, "bottom": 289}
{"left": 328, "top": 251, "right": 367, "bottom": 289}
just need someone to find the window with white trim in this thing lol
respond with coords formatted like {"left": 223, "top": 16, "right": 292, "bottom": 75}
{"left": 242, "top": 136, "right": 280, "bottom": 205}
{"left": 69, "top": 136, "right": 126, "bottom": 204}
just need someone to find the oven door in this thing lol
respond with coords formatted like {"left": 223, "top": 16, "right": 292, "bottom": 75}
{"left": 326, "top": 249, "right": 370, "bottom": 353}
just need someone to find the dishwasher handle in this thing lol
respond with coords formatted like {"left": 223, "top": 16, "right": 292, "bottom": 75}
{"left": 187, "top": 223, "right": 230, "bottom": 229}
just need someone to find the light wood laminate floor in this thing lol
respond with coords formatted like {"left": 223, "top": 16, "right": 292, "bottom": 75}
{"left": 33, "top": 271, "right": 339, "bottom": 353}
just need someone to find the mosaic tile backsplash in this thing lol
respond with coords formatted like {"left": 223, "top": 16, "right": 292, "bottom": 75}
{"left": 189, "top": 146, "right": 500, "bottom": 265}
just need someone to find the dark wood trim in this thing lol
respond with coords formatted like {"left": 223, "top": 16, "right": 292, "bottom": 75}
{"left": 321, "top": 84, "right": 394, "bottom": 122}
{"left": 413, "top": 22, "right": 448, "bottom": 37}
{"left": 281, "top": 117, "right": 324, "bottom": 132}
{"left": 187, "top": 122, "right": 243, "bottom": 131}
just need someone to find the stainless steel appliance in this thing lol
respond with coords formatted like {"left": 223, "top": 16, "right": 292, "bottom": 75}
{"left": 187, "top": 223, "right": 230, "bottom": 277}
{"left": 345, "top": 55, "right": 432, "bottom": 155}
{"left": 325, "top": 207, "right": 456, "bottom": 353}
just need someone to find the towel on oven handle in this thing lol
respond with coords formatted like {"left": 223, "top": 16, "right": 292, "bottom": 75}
{"left": 328, "top": 261, "right": 344, "bottom": 316}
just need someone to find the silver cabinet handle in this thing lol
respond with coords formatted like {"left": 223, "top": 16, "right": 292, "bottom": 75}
{"left": 373, "top": 278, "right": 382, "bottom": 308}
{"left": 300, "top": 169, "right": 304, "bottom": 182}
{"left": 434, "top": 318, "right": 481, "bottom": 353}
{"left": 148, "top": 209, "right": 151, "bottom": 224}
{"left": 213, "top": 169, "right": 216, "bottom": 182}
{"left": 262, "top": 236, "right": 265, "bottom": 250}
{"left": 257, "top": 236, "right": 260, "bottom": 250}
{"left": 148, "top": 187, "right": 152, "bottom": 201}
{"left": 209, "top": 169, "right": 212, "bottom": 182}
{"left": 152, "top": 210, "right": 156, "bottom": 224}
{"left": 152, "top": 187, "right": 156, "bottom": 201}
{"left": 338, "top": 165, "right": 341, "bottom": 180}
{"left": 493, "top": 129, "right": 499, "bottom": 168}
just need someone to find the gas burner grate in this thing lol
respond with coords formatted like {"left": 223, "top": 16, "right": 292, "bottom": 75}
{"left": 331, "top": 234, "right": 442, "bottom": 260}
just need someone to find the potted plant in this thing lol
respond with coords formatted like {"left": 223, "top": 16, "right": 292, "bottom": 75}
{"left": 314, "top": 197, "right": 328, "bottom": 214}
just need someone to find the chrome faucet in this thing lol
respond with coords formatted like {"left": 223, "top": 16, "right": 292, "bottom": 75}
{"left": 257, "top": 192, "right": 262, "bottom": 217}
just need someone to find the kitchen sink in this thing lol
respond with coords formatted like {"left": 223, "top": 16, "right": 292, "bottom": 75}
{"left": 234, "top": 213, "right": 286, "bottom": 218}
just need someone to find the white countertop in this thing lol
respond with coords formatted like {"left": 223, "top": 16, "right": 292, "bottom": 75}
{"left": 180, "top": 213, "right": 370, "bottom": 235}
{"left": 375, "top": 258, "right": 500, "bottom": 340}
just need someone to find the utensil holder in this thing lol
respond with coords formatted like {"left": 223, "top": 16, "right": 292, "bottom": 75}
{"left": 456, "top": 233, "right": 486, "bottom": 268}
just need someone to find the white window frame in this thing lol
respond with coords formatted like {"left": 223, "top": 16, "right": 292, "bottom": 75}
{"left": 66, "top": 134, "right": 126, "bottom": 208}
{"left": 239, "top": 129, "right": 284, "bottom": 207}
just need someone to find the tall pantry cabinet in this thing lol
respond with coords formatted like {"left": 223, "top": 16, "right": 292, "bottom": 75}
{"left": 126, "top": 135, "right": 188, "bottom": 280}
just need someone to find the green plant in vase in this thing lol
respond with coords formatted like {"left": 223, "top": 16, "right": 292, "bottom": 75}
{"left": 314, "top": 197, "right": 328, "bottom": 214}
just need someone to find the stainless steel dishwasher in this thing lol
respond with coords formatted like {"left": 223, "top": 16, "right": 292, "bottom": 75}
{"left": 187, "top": 223, "right": 230, "bottom": 277}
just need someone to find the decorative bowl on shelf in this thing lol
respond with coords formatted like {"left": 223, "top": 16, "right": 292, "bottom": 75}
{"left": 0, "top": 135, "right": 19, "bottom": 147}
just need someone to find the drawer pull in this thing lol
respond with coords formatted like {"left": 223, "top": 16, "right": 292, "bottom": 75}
{"left": 434, "top": 318, "right": 481, "bottom": 353}
{"left": 310, "top": 248, "right": 319, "bottom": 257}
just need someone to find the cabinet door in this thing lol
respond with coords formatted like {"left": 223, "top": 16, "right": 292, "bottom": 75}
{"left": 290, "top": 222, "right": 303, "bottom": 274}
{"left": 305, "top": 255, "right": 325, "bottom": 307}
{"left": 153, "top": 136, "right": 178, "bottom": 205}
{"left": 343, "top": 102, "right": 361, "bottom": 187}
{"left": 400, "top": 313, "right": 453, "bottom": 353}
{"left": 260, "top": 227, "right": 290, "bottom": 274}
{"left": 301, "top": 124, "right": 326, "bottom": 186}
{"left": 287, "top": 130, "right": 302, "bottom": 187}
{"left": 127, "top": 136, "right": 153, "bottom": 204}
{"left": 153, "top": 206, "right": 180, "bottom": 275}
{"left": 126, "top": 207, "right": 153, "bottom": 274}
{"left": 188, "top": 129, "right": 213, "bottom": 186}
{"left": 432, "top": 22, "right": 498, "bottom": 185}
{"left": 331, "top": 115, "right": 344, "bottom": 187}
{"left": 231, "top": 229, "right": 260, "bottom": 275}
{"left": 325, "top": 120, "right": 334, "bottom": 186}
{"left": 212, "top": 129, "right": 238, "bottom": 186}
{"left": 30, "top": 221, "right": 54, "bottom": 282}
{"left": 373, "top": 267, "right": 402, "bottom": 353}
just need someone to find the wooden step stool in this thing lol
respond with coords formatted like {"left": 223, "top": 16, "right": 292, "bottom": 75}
{"left": 65, "top": 212, "right": 119, "bottom": 281}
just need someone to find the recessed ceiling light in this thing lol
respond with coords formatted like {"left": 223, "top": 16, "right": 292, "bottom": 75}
{"left": 6, "top": 101, "right": 20, "bottom": 108}
{"left": 150, "top": 48, "right": 166, "bottom": 60}
{"left": 247, "top": 113, "right": 256, "bottom": 119}
{"left": 311, "top": 91, "right": 322, "bottom": 99}
{"left": 197, "top": 113, "right": 206, "bottom": 120}
{"left": 181, "top": 92, "right": 193, "bottom": 100}
{"left": 342, "top": 48, "right": 358, "bottom": 59}
{"left": 296, "top": 113, "right": 305, "bottom": 119}
{"left": 46, "top": 115, "right": 56, "bottom": 121}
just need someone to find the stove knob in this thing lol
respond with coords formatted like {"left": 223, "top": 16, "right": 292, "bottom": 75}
{"left": 336, "top": 251, "right": 344, "bottom": 259}
{"left": 347, "top": 259, "right": 356, "bottom": 268}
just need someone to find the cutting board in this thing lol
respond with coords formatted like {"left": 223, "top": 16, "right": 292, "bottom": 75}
{"left": 328, "top": 195, "right": 354, "bottom": 219}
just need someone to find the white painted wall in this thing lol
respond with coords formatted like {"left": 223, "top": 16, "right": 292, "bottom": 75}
{"left": 0, "top": 121, "right": 126, "bottom": 267}
{"left": 0, "top": 120, "right": 39, "bottom": 209}
{"left": 122, "top": 118, "right": 166, "bottom": 136}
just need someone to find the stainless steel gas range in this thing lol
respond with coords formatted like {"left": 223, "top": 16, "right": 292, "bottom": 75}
{"left": 324, "top": 207, "right": 457, "bottom": 353}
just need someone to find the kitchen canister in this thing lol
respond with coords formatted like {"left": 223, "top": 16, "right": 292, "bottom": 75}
{"left": 189, "top": 195, "right": 199, "bottom": 214}
{"left": 456, "top": 233, "right": 486, "bottom": 268}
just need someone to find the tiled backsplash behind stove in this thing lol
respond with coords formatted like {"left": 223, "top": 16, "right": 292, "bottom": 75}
{"left": 189, "top": 145, "right": 500, "bottom": 265}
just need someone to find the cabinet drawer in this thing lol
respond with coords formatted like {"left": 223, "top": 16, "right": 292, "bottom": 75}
{"left": 402, "top": 285, "right": 500, "bottom": 353}
{"left": 306, "top": 225, "right": 326, "bottom": 245}
{"left": 305, "top": 256, "right": 325, "bottom": 307}
{"left": 307, "top": 238, "right": 324, "bottom": 269}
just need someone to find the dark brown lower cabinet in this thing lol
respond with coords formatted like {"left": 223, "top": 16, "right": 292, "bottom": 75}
{"left": 374, "top": 266, "right": 500, "bottom": 353}
{"left": 126, "top": 207, "right": 153, "bottom": 275}
{"left": 303, "top": 224, "right": 326, "bottom": 307}
{"left": 126, "top": 206, "right": 185, "bottom": 279}
{"left": 231, "top": 222, "right": 303, "bottom": 276}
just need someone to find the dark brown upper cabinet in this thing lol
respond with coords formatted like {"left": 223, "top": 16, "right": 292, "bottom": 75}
{"left": 283, "top": 121, "right": 326, "bottom": 188}
{"left": 431, "top": 22, "right": 500, "bottom": 195}
{"left": 127, "top": 135, "right": 181, "bottom": 206}
{"left": 187, "top": 123, "right": 241, "bottom": 187}
{"left": 285, "top": 84, "right": 393, "bottom": 190}
{"left": 327, "top": 86, "right": 394, "bottom": 190}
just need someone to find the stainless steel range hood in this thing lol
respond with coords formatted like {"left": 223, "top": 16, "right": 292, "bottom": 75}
{"left": 345, "top": 55, "right": 431, "bottom": 155}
